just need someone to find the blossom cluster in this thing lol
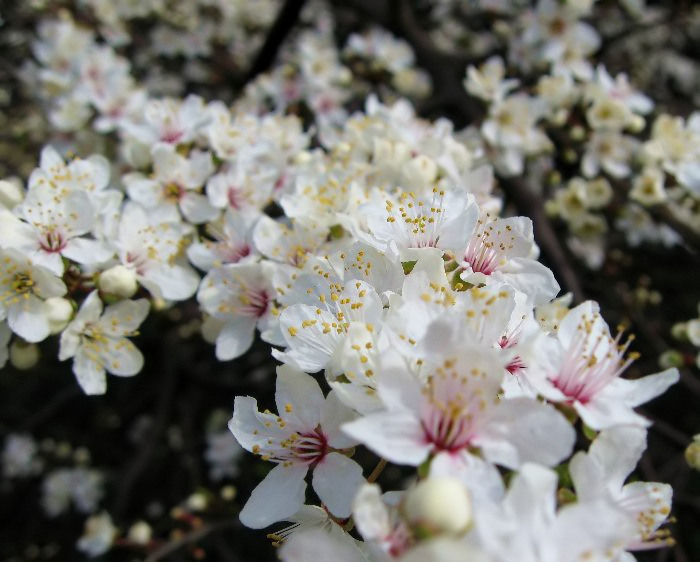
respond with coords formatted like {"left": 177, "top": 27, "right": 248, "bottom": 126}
{"left": 0, "top": 0, "right": 696, "bottom": 559}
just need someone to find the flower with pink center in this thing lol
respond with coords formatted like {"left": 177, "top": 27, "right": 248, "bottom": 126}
{"left": 1, "top": 182, "right": 113, "bottom": 275}
{"left": 187, "top": 209, "right": 258, "bottom": 272}
{"left": 343, "top": 334, "right": 574, "bottom": 504}
{"left": 116, "top": 203, "right": 199, "bottom": 301}
{"left": 229, "top": 365, "right": 364, "bottom": 529}
{"left": 525, "top": 301, "right": 679, "bottom": 429}
{"left": 459, "top": 214, "right": 559, "bottom": 306}
{"left": 120, "top": 95, "right": 210, "bottom": 147}
{"left": 197, "top": 262, "right": 277, "bottom": 361}
{"left": 124, "top": 143, "right": 217, "bottom": 224}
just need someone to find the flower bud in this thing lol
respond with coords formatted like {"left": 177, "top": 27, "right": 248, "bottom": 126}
{"left": 185, "top": 492, "right": 208, "bottom": 512}
{"left": 99, "top": 265, "right": 138, "bottom": 298}
{"left": 44, "top": 297, "right": 73, "bottom": 334}
{"left": 685, "top": 435, "right": 700, "bottom": 470}
{"left": 127, "top": 521, "right": 152, "bottom": 545}
{"left": 9, "top": 340, "right": 40, "bottom": 370}
{"left": 0, "top": 179, "right": 24, "bottom": 210}
{"left": 403, "top": 477, "right": 472, "bottom": 536}
{"left": 405, "top": 155, "right": 438, "bottom": 185}
{"left": 658, "top": 349, "right": 684, "bottom": 369}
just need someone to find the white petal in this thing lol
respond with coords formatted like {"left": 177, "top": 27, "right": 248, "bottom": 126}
{"left": 603, "top": 368, "right": 679, "bottom": 408}
{"left": 321, "top": 390, "right": 359, "bottom": 449}
{"left": 7, "top": 298, "right": 50, "bottom": 343}
{"left": 99, "top": 338, "right": 144, "bottom": 376}
{"left": 180, "top": 192, "right": 219, "bottom": 224}
{"left": 430, "top": 451, "right": 505, "bottom": 505}
{"left": 477, "top": 398, "right": 575, "bottom": 469}
{"left": 313, "top": 453, "right": 365, "bottom": 518}
{"left": 62, "top": 238, "right": 114, "bottom": 266}
{"left": 274, "top": 365, "right": 325, "bottom": 430}
{"left": 239, "top": 464, "right": 308, "bottom": 529}
{"left": 342, "top": 412, "right": 430, "bottom": 466}
{"left": 73, "top": 350, "right": 107, "bottom": 395}
{"left": 99, "top": 298, "right": 150, "bottom": 335}
{"left": 215, "top": 317, "right": 256, "bottom": 361}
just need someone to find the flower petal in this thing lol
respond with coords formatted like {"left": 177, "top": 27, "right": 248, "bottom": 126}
{"left": 239, "top": 463, "right": 308, "bottom": 529}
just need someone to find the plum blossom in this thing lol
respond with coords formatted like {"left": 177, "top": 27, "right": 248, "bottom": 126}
{"left": 1, "top": 182, "right": 113, "bottom": 275}
{"left": 197, "top": 262, "right": 275, "bottom": 361}
{"left": 0, "top": 248, "right": 67, "bottom": 342}
{"left": 115, "top": 203, "right": 199, "bottom": 301}
{"left": 459, "top": 214, "right": 559, "bottom": 305}
{"left": 474, "top": 463, "right": 636, "bottom": 562}
{"left": 357, "top": 187, "right": 479, "bottom": 261}
{"left": 59, "top": 291, "right": 149, "bottom": 395}
{"left": 229, "top": 365, "right": 364, "bottom": 528}
{"left": 343, "top": 334, "right": 575, "bottom": 504}
{"left": 525, "top": 301, "right": 679, "bottom": 429}
{"left": 569, "top": 426, "right": 674, "bottom": 552}
{"left": 124, "top": 143, "right": 217, "bottom": 224}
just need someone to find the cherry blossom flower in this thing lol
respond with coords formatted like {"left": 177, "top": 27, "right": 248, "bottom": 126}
{"left": 1, "top": 182, "right": 113, "bottom": 275}
{"left": 0, "top": 248, "right": 67, "bottom": 342}
{"left": 124, "top": 143, "right": 217, "bottom": 224}
{"left": 343, "top": 335, "right": 574, "bottom": 504}
{"left": 357, "top": 187, "right": 479, "bottom": 261}
{"left": 474, "top": 463, "right": 636, "bottom": 562}
{"left": 59, "top": 291, "right": 149, "bottom": 395}
{"left": 569, "top": 426, "right": 674, "bottom": 552}
{"left": 115, "top": 203, "right": 199, "bottom": 301}
{"left": 229, "top": 365, "right": 364, "bottom": 528}
{"left": 525, "top": 301, "right": 679, "bottom": 429}
{"left": 197, "top": 262, "right": 275, "bottom": 361}
{"left": 187, "top": 208, "right": 258, "bottom": 271}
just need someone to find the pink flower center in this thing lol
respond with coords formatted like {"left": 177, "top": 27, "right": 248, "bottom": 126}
{"left": 463, "top": 235, "right": 500, "bottom": 275}
{"left": 420, "top": 372, "right": 485, "bottom": 453}
{"left": 39, "top": 228, "right": 67, "bottom": 253}
{"left": 238, "top": 288, "right": 270, "bottom": 318}
{"left": 550, "top": 318, "right": 636, "bottom": 404}
{"left": 279, "top": 428, "right": 328, "bottom": 467}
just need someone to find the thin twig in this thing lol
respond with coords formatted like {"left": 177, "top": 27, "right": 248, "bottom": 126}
{"left": 144, "top": 519, "right": 238, "bottom": 562}
{"left": 367, "top": 458, "right": 388, "bottom": 484}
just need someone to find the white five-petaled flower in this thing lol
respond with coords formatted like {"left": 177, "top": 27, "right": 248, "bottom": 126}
{"left": 343, "top": 332, "right": 575, "bottom": 505}
{"left": 525, "top": 300, "right": 679, "bottom": 429}
{"left": 1, "top": 182, "right": 113, "bottom": 275}
{"left": 459, "top": 214, "right": 559, "bottom": 305}
{"left": 0, "top": 248, "right": 67, "bottom": 342}
{"left": 124, "top": 143, "right": 217, "bottom": 224}
{"left": 116, "top": 203, "right": 199, "bottom": 301}
{"left": 570, "top": 426, "right": 674, "bottom": 553}
{"left": 59, "top": 291, "right": 149, "bottom": 395}
{"left": 229, "top": 365, "right": 364, "bottom": 529}
{"left": 197, "top": 262, "right": 275, "bottom": 361}
{"left": 358, "top": 187, "right": 479, "bottom": 261}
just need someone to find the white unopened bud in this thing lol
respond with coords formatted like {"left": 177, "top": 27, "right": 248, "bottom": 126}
{"left": 403, "top": 477, "right": 472, "bottom": 536}
{"left": 99, "top": 265, "right": 138, "bottom": 298}
{"left": 44, "top": 297, "right": 73, "bottom": 334}
{"left": 294, "top": 151, "right": 313, "bottom": 165}
{"left": 685, "top": 435, "right": 700, "bottom": 470}
{"left": 127, "top": 521, "right": 152, "bottom": 545}
{"left": 9, "top": 340, "right": 40, "bottom": 370}
{"left": 628, "top": 114, "right": 646, "bottom": 133}
{"left": 405, "top": 155, "right": 438, "bottom": 185}
{"left": 185, "top": 492, "right": 208, "bottom": 512}
{"left": 0, "top": 179, "right": 24, "bottom": 210}
{"left": 686, "top": 319, "right": 700, "bottom": 346}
